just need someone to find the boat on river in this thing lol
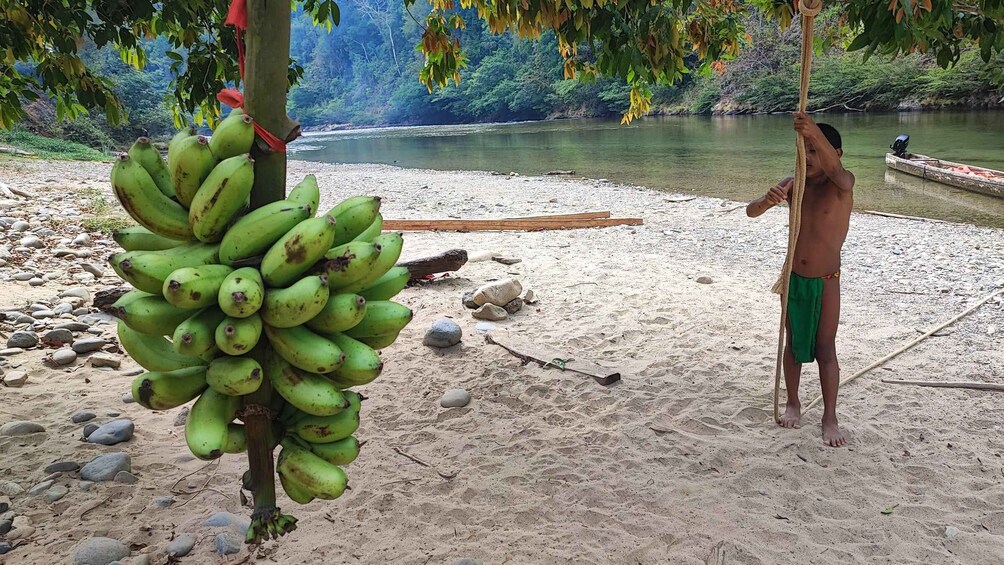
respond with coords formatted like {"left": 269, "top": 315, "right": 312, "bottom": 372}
{"left": 885, "top": 149, "right": 1004, "bottom": 200}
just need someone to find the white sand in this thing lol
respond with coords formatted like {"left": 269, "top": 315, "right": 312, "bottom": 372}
{"left": 1, "top": 157, "right": 1003, "bottom": 564}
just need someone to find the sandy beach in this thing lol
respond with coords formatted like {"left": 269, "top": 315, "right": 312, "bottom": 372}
{"left": 1, "top": 156, "right": 1003, "bottom": 564}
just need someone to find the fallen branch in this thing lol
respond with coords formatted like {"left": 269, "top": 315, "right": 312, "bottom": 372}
{"left": 485, "top": 330, "right": 621, "bottom": 386}
{"left": 808, "top": 95, "right": 865, "bottom": 114}
{"left": 881, "top": 379, "right": 1004, "bottom": 392}
{"left": 392, "top": 447, "right": 458, "bottom": 479}
{"left": 543, "top": 170, "right": 575, "bottom": 175}
{"left": 381, "top": 217, "right": 642, "bottom": 232}
{"left": 397, "top": 249, "right": 468, "bottom": 279}
{"left": 861, "top": 210, "right": 951, "bottom": 224}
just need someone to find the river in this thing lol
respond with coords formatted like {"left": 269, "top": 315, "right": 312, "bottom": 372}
{"left": 290, "top": 111, "right": 1004, "bottom": 228}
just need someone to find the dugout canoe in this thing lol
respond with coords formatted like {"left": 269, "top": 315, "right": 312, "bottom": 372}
{"left": 885, "top": 152, "right": 1004, "bottom": 199}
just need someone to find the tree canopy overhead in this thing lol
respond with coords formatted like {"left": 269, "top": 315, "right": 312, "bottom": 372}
{"left": 0, "top": 0, "right": 1001, "bottom": 128}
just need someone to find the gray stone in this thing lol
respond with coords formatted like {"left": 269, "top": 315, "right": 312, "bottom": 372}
{"left": 78, "top": 313, "right": 115, "bottom": 326}
{"left": 122, "top": 367, "right": 144, "bottom": 377}
{"left": 28, "top": 479, "right": 55, "bottom": 495}
{"left": 78, "top": 481, "right": 95, "bottom": 491}
{"left": 452, "top": 560, "right": 484, "bottom": 565}
{"left": 33, "top": 309, "right": 56, "bottom": 319}
{"left": 42, "top": 328, "right": 74, "bottom": 347}
{"left": 81, "top": 263, "right": 104, "bottom": 278}
{"left": 73, "top": 233, "right": 90, "bottom": 246}
{"left": 0, "top": 420, "right": 45, "bottom": 436}
{"left": 72, "top": 337, "right": 107, "bottom": 353}
{"left": 72, "top": 307, "right": 90, "bottom": 316}
{"left": 204, "top": 511, "right": 242, "bottom": 528}
{"left": 3, "top": 370, "right": 27, "bottom": 387}
{"left": 0, "top": 495, "right": 8, "bottom": 512}
{"left": 4, "top": 311, "right": 35, "bottom": 323}
{"left": 214, "top": 532, "right": 242, "bottom": 556}
{"left": 121, "top": 392, "right": 135, "bottom": 404}
{"left": 114, "top": 471, "right": 138, "bottom": 484}
{"left": 44, "top": 484, "right": 69, "bottom": 502}
{"left": 45, "top": 460, "right": 80, "bottom": 473}
{"left": 72, "top": 411, "right": 97, "bottom": 423}
{"left": 73, "top": 537, "right": 130, "bottom": 565}
{"left": 54, "top": 303, "right": 74, "bottom": 315}
{"left": 12, "top": 272, "right": 36, "bottom": 281}
{"left": 61, "top": 287, "right": 91, "bottom": 301}
{"left": 19, "top": 235, "right": 43, "bottom": 249}
{"left": 0, "top": 541, "right": 11, "bottom": 554}
{"left": 80, "top": 453, "right": 131, "bottom": 482}
{"left": 7, "top": 331, "right": 38, "bottom": 349}
{"left": 166, "top": 533, "right": 197, "bottom": 557}
{"left": 51, "top": 347, "right": 78, "bottom": 366}
{"left": 503, "top": 297, "right": 524, "bottom": 315}
{"left": 87, "top": 419, "right": 134, "bottom": 446}
{"left": 945, "top": 526, "right": 960, "bottom": 539}
{"left": 0, "top": 348, "right": 24, "bottom": 356}
{"left": 423, "top": 319, "right": 462, "bottom": 348}
{"left": 473, "top": 277, "right": 522, "bottom": 307}
{"left": 28, "top": 303, "right": 49, "bottom": 312}
{"left": 696, "top": 276, "right": 714, "bottom": 284}
{"left": 0, "top": 519, "right": 10, "bottom": 535}
{"left": 474, "top": 322, "right": 497, "bottom": 332}
{"left": 462, "top": 291, "right": 479, "bottom": 309}
{"left": 83, "top": 423, "right": 100, "bottom": 439}
{"left": 154, "top": 496, "right": 175, "bottom": 508}
{"left": 91, "top": 354, "right": 121, "bottom": 369}
{"left": 56, "top": 322, "right": 90, "bottom": 332}
{"left": 440, "top": 389, "right": 471, "bottom": 408}
{"left": 11, "top": 221, "right": 29, "bottom": 232}
{"left": 35, "top": 227, "right": 56, "bottom": 237}
{"left": 0, "top": 481, "right": 24, "bottom": 496}
{"left": 173, "top": 407, "right": 189, "bottom": 427}
{"left": 472, "top": 303, "right": 507, "bottom": 321}
{"left": 28, "top": 277, "right": 44, "bottom": 287}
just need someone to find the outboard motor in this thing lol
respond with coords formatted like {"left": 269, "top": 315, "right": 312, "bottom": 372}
{"left": 890, "top": 134, "right": 909, "bottom": 158}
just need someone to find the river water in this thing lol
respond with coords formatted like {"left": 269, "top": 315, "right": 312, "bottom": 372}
{"left": 291, "top": 111, "right": 1004, "bottom": 228}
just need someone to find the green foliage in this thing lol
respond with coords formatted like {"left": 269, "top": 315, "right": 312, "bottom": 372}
{"left": 0, "top": 127, "right": 107, "bottom": 160}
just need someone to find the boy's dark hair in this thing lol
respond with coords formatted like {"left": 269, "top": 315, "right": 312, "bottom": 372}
{"left": 817, "top": 123, "right": 842, "bottom": 150}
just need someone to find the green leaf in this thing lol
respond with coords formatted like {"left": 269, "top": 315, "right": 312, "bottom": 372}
{"left": 881, "top": 504, "right": 899, "bottom": 515}
{"left": 847, "top": 33, "right": 871, "bottom": 52}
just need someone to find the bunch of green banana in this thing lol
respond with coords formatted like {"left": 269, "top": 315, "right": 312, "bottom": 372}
{"left": 108, "top": 120, "right": 415, "bottom": 537}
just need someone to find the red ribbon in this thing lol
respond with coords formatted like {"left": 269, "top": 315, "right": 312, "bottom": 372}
{"left": 217, "top": 0, "right": 286, "bottom": 153}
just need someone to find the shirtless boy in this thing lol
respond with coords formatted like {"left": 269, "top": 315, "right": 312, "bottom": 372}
{"left": 746, "top": 112, "right": 855, "bottom": 447}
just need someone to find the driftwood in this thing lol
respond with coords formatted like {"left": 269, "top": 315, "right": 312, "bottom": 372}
{"left": 94, "top": 287, "right": 131, "bottom": 313}
{"left": 485, "top": 330, "right": 621, "bottom": 386}
{"left": 397, "top": 249, "right": 468, "bottom": 279}
{"left": 544, "top": 170, "right": 575, "bottom": 176}
{"left": 881, "top": 379, "right": 1004, "bottom": 392}
{"left": 380, "top": 217, "right": 642, "bottom": 232}
{"left": 862, "top": 210, "right": 951, "bottom": 223}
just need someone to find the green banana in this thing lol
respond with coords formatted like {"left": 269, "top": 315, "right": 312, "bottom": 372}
{"left": 218, "top": 267, "right": 264, "bottom": 318}
{"left": 338, "top": 232, "right": 404, "bottom": 294}
{"left": 113, "top": 226, "right": 186, "bottom": 252}
{"left": 170, "top": 135, "right": 216, "bottom": 208}
{"left": 343, "top": 300, "right": 412, "bottom": 339}
{"left": 263, "top": 345, "right": 348, "bottom": 417}
{"left": 324, "top": 332, "right": 383, "bottom": 387}
{"left": 223, "top": 423, "right": 247, "bottom": 454}
{"left": 168, "top": 126, "right": 196, "bottom": 161}
{"left": 189, "top": 154, "right": 255, "bottom": 243}
{"left": 305, "top": 293, "right": 367, "bottom": 334}
{"left": 163, "top": 264, "right": 234, "bottom": 309}
{"left": 261, "top": 274, "right": 330, "bottom": 328}
{"left": 326, "top": 195, "right": 381, "bottom": 245}
{"left": 263, "top": 324, "right": 344, "bottom": 374}
{"left": 358, "top": 266, "right": 410, "bottom": 301}
{"left": 113, "top": 294, "right": 195, "bottom": 336}
{"left": 286, "top": 175, "right": 320, "bottom": 214}
{"left": 260, "top": 215, "right": 337, "bottom": 287}
{"left": 278, "top": 464, "right": 315, "bottom": 505}
{"left": 323, "top": 242, "right": 381, "bottom": 290}
{"left": 117, "top": 320, "right": 205, "bottom": 372}
{"left": 219, "top": 202, "right": 311, "bottom": 265}
{"left": 207, "top": 356, "right": 263, "bottom": 396}
{"left": 174, "top": 307, "right": 228, "bottom": 356}
{"left": 215, "top": 313, "right": 263, "bottom": 355}
{"left": 277, "top": 440, "right": 349, "bottom": 500}
{"left": 109, "top": 242, "right": 220, "bottom": 294}
{"left": 290, "top": 405, "right": 360, "bottom": 444}
{"left": 355, "top": 332, "right": 401, "bottom": 350}
{"left": 110, "top": 154, "right": 193, "bottom": 241}
{"left": 186, "top": 388, "right": 240, "bottom": 460}
{"left": 131, "top": 366, "right": 208, "bottom": 410}
{"left": 351, "top": 213, "right": 382, "bottom": 242}
{"left": 307, "top": 436, "right": 360, "bottom": 466}
{"left": 128, "top": 137, "right": 174, "bottom": 198}
{"left": 208, "top": 110, "right": 255, "bottom": 161}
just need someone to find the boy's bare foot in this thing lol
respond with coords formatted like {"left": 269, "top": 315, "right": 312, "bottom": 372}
{"left": 779, "top": 402, "right": 801, "bottom": 428}
{"left": 822, "top": 417, "right": 847, "bottom": 447}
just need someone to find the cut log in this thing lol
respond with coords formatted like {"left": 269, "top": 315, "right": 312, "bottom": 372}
{"left": 94, "top": 286, "right": 131, "bottom": 313}
{"left": 485, "top": 330, "right": 621, "bottom": 386}
{"left": 381, "top": 217, "right": 642, "bottom": 232}
{"left": 398, "top": 249, "right": 468, "bottom": 279}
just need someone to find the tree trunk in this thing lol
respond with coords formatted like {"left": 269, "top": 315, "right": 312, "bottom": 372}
{"left": 245, "top": 0, "right": 299, "bottom": 208}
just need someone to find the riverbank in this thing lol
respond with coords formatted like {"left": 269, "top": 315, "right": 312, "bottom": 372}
{"left": 1, "top": 156, "right": 1003, "bottom": 564}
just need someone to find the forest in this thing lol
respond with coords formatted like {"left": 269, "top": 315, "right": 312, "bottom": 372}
{"left": 7, "top": 2, "right": 1003, "bottom": 150}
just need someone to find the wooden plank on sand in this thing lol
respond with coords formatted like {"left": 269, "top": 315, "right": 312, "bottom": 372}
{"left": 485, "top": 330, "right": 621, "bottom": 386}
{"left": 382, "top": 217, "right": 642, "bottom": 232}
